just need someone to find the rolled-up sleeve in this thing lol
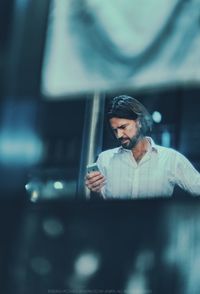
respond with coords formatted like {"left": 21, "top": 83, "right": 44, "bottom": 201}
{"left": 174, "top": 152, "right": 200, "bottom": 196}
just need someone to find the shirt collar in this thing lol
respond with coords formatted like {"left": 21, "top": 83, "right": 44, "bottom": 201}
{"left": 147, "top": 137, "right": 158, "bottom": 153}
{"left": 114, "top": 137, "right": 158, "bottom": 154}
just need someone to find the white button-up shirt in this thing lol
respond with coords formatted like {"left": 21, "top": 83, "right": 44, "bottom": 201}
{"left": 97, "top": 138, "right": 200, "bottom": 198}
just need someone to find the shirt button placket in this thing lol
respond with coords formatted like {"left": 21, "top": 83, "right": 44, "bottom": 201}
{"left": 132, "top": 165, "right": 139, "bottom": 198}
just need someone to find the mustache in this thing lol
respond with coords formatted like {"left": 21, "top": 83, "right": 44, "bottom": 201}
{"left": 118, "top": 137, "right": 130, "bottom": 143}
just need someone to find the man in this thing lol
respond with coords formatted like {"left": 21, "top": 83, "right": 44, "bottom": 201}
{"left": 85, "top": 95, "right": 200, "bottom": 198}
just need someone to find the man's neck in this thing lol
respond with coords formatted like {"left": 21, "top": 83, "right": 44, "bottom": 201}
{"left": 132, "top": 137, "right": 150, "bottom": 162}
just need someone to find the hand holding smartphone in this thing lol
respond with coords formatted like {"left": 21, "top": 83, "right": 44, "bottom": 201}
{"left": 85, "top": 163, "right": 105, "bottom": 193}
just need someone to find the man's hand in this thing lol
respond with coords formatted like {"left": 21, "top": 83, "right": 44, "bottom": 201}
{"left": 85, "top": 171, "right": 106, "bottom": 193}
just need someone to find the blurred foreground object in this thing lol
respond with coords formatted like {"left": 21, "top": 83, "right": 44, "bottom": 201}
{"left": 42, "top": 0, "right": 200, "bottom": 97}
{"left": 2, "top": 197, "right": 200, "bottom": 294}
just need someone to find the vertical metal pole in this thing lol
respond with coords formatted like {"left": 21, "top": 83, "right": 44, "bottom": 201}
{"left": 77, "top": 92, "right": 105, "bottom": 199}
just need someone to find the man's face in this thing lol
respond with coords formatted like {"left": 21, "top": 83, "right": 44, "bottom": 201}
{"left": 110, "top": 117, "right": 142, "bottom": 150}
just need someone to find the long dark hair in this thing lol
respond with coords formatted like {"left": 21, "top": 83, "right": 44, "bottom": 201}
{"left": 107, "top": 95, "right": 153, "bottom": 135}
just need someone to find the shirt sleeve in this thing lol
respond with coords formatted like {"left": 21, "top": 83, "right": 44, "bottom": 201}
{"left": 96, "top": 153, "right": 106, "bottom": 199}
{"left": 173, "top": 151, "right": 200, "bottom": 196}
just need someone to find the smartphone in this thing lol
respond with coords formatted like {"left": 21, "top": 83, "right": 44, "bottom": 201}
{"left": 86, "top": 163, "right": 100, "bottom": 173}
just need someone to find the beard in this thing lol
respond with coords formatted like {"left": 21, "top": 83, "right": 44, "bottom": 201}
{"left": 118, "top": 127, "right": 142, "bottom": 150}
